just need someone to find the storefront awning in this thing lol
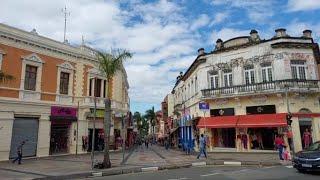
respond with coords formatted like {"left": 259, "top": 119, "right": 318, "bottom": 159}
{"left": 197, "top": 116, "right": 238, "bottom": 128}
{"left": 292, "top": 113, "right": 320, "bottom": 118}
{"left": 236, "top": 113, "right": 287, "bottom": 128}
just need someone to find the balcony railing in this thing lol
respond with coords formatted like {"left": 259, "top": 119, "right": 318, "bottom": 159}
{"left": 201, "top": 79, "right": 320, "bottom": 98}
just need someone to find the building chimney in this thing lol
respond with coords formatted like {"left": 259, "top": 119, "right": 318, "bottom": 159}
{"left": 275, "top": 28, "right": 287, "bottom": 37}
{"left": 250, "top": 29, "right": 260, "bottom": 42}
{"left": 303, "top": 30, "right": 312, "bottom": 38}
{"left": 198, "top": 48, "right": 205, "bottom": 55}
{"left": 30, "top": 28, "right": 38, "bottom": 35}
{"left": 215, "top": 39, "right": 223, "bottom": 50}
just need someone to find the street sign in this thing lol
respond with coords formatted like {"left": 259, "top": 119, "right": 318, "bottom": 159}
{"left": 199, "top": 102, "right": 209, "bottom": 110}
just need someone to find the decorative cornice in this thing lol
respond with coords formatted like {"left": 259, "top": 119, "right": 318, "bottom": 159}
{"left": 0, "top": 23, "right": 97, "bottom": 63}
{"left": 21, "top": 53, "right": 44, "bottom": 64}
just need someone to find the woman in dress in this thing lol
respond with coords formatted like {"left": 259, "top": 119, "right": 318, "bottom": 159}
{"left": 303, "top": 128, "right": 311, "bottom": 149}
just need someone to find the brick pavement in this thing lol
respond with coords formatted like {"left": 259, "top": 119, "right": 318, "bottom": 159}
{"left": 0, "top": 145, "right": 282, "bottom": 180}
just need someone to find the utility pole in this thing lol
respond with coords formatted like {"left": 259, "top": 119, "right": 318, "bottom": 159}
{"left": 76, "top": 101, "right": 80, "bottom": 155}
{"left": 62, "top": 6, "right": 70, "bottom": 43}
{"left": 91, "top": 78, "right": 97, "bottom": 170}
{"left": 121, "top": 114, "right": 126, "bottom": 164}
{"left": 285, "top": 85, "right": 295, "bottom": 153}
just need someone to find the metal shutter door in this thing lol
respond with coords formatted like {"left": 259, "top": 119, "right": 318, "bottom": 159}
{"left": 9, "top": 118, "right": 39, "bottom": 158}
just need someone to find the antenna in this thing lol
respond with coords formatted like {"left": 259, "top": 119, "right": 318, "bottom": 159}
{"left": 62, "top": 6, "right": 70, "bottom": 43}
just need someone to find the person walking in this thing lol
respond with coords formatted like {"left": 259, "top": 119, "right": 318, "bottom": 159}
{"left": 197, "top": 134, "right": 207, "bottom": 159}
{"left": 303, "top": 128, "right": 311, "bottom": 149}
{"left": 145, "top": 138, "right": 149, "bottom": 149}
{"left": 12, "top": 141, "right": 25, "bottom": 165}
{"left": 274, "top": 134, "right": 285, "bottom": 160}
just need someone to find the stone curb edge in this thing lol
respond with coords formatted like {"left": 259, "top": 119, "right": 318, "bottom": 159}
{"left": 32, "top": 161, "right": 283, "bottom": 180}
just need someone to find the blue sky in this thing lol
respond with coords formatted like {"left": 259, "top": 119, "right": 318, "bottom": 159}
{"left": 1, "top": 0, "right": 320, "bottom": 114}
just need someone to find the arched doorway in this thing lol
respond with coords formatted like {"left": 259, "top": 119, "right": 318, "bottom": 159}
{"left": 298, "top": 108, "right": 313, "bottom": 149}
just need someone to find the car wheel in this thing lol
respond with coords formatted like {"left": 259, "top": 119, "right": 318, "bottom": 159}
{"left": 297, "top": 169, "right": 306, "bottom": 173}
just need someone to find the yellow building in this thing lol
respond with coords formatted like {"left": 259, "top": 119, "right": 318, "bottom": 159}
{"left": 172, "top": 29, "right": 320, "bottom": 153}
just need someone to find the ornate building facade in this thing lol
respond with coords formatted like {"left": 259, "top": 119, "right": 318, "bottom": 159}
{"left": 172, "top": 28, "right": 320, "bottom": 152}
{"left": 0, "top": 23, "right": 130, "bottom": 161}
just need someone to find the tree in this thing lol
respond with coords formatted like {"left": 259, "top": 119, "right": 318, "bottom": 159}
{"left": 0, "top": 70, "right": 14, "bottom": 84}
{"left": 97, "top": 49, "right": 132, "bottom": 168}
{"left": 133, "top": 112, "right": 143, "bottom": 136}
{"left": 144, "top": 107, "right": 156, "bottom": 142}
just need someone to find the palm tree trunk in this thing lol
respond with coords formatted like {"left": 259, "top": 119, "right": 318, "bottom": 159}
{"left": 103, "top": 98, "right": 111, "bottom": 168}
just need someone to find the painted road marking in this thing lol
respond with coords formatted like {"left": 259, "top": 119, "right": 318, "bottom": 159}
{"left": 201, "top": 173, "right": 220, "bottom": 177}
{"left": 286, "top": 165, "right": 293, "bottom": 168}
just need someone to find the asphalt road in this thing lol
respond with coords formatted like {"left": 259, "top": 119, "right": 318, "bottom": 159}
{"left": 83, "top": 165, "right": 320, "bottom": 180}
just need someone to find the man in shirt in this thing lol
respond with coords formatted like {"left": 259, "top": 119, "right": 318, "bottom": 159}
{"left": 197, "top": 134, "right": 207, "bottom": 159}
{"left": 274, "top": 135, "right": 285, "bottom": 160}
{"left": 12, "top": 141, "right": 25, "bottom": 164}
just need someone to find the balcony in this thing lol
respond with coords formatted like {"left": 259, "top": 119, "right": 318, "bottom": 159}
{"left": 201, "top": 79, "right": 320, "bottom": 99}
{"left": 83, "top": 96, "right": 129, "bottom": 111}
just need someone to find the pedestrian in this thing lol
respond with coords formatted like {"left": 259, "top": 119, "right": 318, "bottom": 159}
{"left": 303, "top": 128, "right": 311, "bottom": 149}
{"left": 12, "top": 141, "right": 25, "bottom": 165}
{"left": 257, "top": 132, "right": 264, "bottom": 150}
{"left": 274, "top": 134, "right": 285, "bottom": 160}
{"left": 145, "top": 138, "right": 149, "bottom": 149}
{"left": 197, "top": 134, "right": 207, "bottom": 159}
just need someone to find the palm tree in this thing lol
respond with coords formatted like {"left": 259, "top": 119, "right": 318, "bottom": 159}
{"left": 97, "top": 49, "right": 132, "bottom": 168}
{"left": 0, "top": 70, "right": 14, "bottom": 83}
{"left": 144, "top": 107, "right": 156, "bottom": 143}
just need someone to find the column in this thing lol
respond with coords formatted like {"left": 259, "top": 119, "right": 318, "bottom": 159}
{"left": 291, "top": 117, "right": 302, "bottom": 152}
{"left": 0, "top": 111, "right": 14, "bottom": 161}
{"left": 37, "top": 114, "right": 51, "bottom": 157}
{"left": 312, "top": 117, "right": 320, "bottom": 142}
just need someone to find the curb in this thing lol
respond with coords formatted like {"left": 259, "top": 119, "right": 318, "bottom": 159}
{"left": 32, "top": 160, "right": 284, "bottom": 180}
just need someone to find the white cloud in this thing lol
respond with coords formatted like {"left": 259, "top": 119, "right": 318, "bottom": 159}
{"left": 210, "top": 12, "right": 229, "bottom": 26}
{"left": 210, "top": 28, "right": 249, "bottom": 42}
{"left": 0, "top": 0, "right": 201, "bottom": 108}
{"left": 190, "top": 14, "right": 210, "bottom": 30}
{"left": 287, "top": 0, "right": 320, "bottom": 11}
{"left": 211, "top": 0, "right": 274, "bottom": 24}
{"left": 286, "top": 20, "right": 320, "bottom": 41}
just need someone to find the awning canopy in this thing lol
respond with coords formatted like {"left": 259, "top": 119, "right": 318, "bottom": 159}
{"left": 197, "top": 113, "right": 288, "bottom": 128}
{"left": 197, "top": 116, "right": 238, "bottom": 128}
{"left": 236, "top": 113, "right": 287, "bottom": 128}
{"left": 292, "top": 113, "right": 320, "bottom": 118}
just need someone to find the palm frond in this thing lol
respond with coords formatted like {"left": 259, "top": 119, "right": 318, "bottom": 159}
{"left": 97, "top": 49, "right": 132, "bottom": 80}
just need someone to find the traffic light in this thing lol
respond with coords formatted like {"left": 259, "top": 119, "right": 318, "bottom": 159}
{"left": 286, "top": 113, "right": 293, "bottom": 126}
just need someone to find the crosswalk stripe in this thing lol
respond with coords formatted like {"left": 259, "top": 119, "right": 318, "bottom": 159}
{"left": 201, "top": 173, "right": 220, "bottom": 177}
{"left": 286, "top": 165, "right": 293, "bottom": 168}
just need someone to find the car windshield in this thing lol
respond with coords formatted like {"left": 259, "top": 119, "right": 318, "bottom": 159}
{"left": 306, "top": 142, "right": 320, "bottom": 151}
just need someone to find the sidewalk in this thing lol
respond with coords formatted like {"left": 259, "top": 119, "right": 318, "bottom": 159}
{"left": 0, "top": 145, "right": 288, "bottom": 180}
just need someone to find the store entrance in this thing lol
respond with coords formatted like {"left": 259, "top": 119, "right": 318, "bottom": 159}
{"left": 50, "top": 123, "right": 70, "bottom": 154}
{"left": 248, "top": 128, "right": 276, "bottom": 150}
{"left": 213, "top": 128, "right": 235, "bottom": 148}
{"left": 88, "top": 129, "right": 104, "bottom": 152}
{"left": 299, "top": 118, "right": 313, "bottom": 149}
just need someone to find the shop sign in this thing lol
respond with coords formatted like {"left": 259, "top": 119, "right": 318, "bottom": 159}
{"left": 199, "top": 102, "right": 209, "bottom": 111}
{"left": 210, "top": 108, "right": 235, "bottom": 116}
{"left": 246, "top": 105, "right": 276, "bottom": 114}
{"left": 51, "top": 106, "right": 77, "bottom": 117}
{"left": 89, "top": 109, "right": 105, "bottom": 118}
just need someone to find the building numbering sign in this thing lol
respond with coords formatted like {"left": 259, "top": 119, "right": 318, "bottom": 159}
{"left": 199, "top": 102, "right": 209, "bottom": 110}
